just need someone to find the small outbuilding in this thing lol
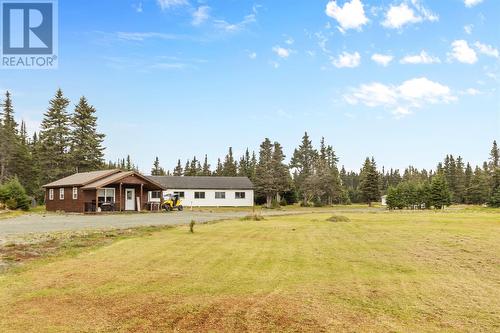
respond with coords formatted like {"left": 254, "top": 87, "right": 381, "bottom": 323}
{"left": 147, "top": 176, "right": 254, "bottom": 207}
{"left": 43, "top": 169, "right": 166, "bottom": 213}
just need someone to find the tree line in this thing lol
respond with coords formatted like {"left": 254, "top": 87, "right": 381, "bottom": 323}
{"left": 1, "top": 89, "right": 499, "bottom": 209}
{"left": 0, "top": 90, "right": 105, "bottom": 202}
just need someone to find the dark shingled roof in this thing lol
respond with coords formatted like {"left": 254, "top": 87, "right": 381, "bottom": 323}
{"left": 42, "top": 170, "right": 121, "bottom": 188}
{"left": 148, "top": 176, "right": 254, "bottom": 190}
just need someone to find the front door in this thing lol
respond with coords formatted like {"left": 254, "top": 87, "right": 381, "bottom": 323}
{"left": 125, "top": 188, "right": 135, "bottom": 211}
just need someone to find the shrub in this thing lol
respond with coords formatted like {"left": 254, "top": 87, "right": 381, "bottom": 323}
{"left": 0, "top": 177, "right": 30, "bottom": 211}
{"left": 240, "top": 214, "right": 265, "bottom": 221}
{"left": 327, "top": 215, "right": 350, "bottom": 223}
{"left": 189, "top": 220, "right": 195, "bottom": 233}
{"left": 271, "top": 199, "right": 281, "bottom": 209}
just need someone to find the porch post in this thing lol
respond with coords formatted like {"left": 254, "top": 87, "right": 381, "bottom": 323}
{"left": 140, "top": 184, "right": 143, "bottom": 211}
{"left": 119, "top": 183, "right": 122, "bottom": 212}
{"left": 95, "top": 188, "right": 98, "bottom": 213}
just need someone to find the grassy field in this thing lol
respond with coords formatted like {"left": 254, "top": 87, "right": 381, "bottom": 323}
{"left": 0, "top": 209, "right": 499, "bottom": 332}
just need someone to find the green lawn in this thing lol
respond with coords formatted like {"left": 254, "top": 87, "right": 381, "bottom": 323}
{"left": 0, "top": 209, "right": 499, "bottom": 332}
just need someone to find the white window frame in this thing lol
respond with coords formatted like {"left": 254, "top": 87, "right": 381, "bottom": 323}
{"left": 215, "top": 191, "right": 226, "bottom": 199}
{"left": 49, "top": 189, "right": 54, "bottom": 200}
{"left": 72, "top": 187, "right": 78, "bottom": 200}
{"left": 150, "top": 191, "right": 162, "bottom": 200}
{"left": 97, "top": 188, "right": 116, "bottom": 203}
{"left": 59, "top": 188, "right": 64, "bottom": 200}
{"left": 173, "top": 191, "right": 185, "bottom": 198}
{"left": 235, "top": 192, "right": 246, "bottom": 199}
{"left": 194, "top": 191, "right": 206, "bottom": 199}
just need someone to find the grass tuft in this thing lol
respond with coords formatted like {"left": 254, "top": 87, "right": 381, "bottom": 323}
{"left": 326, "top": 215, "right": 350, "bottom": 222}
{"left": 240, "top": 214, "right": 265, "bottom": 221}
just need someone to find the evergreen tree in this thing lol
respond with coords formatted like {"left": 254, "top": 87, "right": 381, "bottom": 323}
{"left": 202, "top": 155, "right": 211, "bottom": 176}
{"left": 69, "top": 97, "right": 105, "bottom": 172}
{"left": 125, "top": 155, "right": 132, "bottom": 170}
{"left": 254, "top": 138, "right": 275, "bottom": 208}
{"left": 271, "top": 142, "right": 291, "bottom": 202}
{"left": 0, "top": 91, "right": 18, "bottom": 181}
{"left": 489, "top": 140, "right": 500, "bottom": 207}
{"left": 222, "top": 147, "right": 238, "bottom": 176}
{"left": 214, "top": 158, "right": 223, "bottom": 176}
{"left": 430, "top": 174, "right": 451, "bottom": 209}
{"left": 38, "top": 89, "right": 71, "bottom": 184}
{"left": 290, "top": 132, "right": 318, "bottom": 205}
{"left": 151, "top": 157, "right": 166, "bottom": 176}
{"left": 359, "top": 157, "right": 380, "bottom": 206}
{"left": 173, "top": 159, "right": 183, "bottom": 176}
{"left": 465, "top": 167, "right": 490, "bottom": 204}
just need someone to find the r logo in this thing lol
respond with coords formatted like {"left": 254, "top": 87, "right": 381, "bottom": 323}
{"left": 2, "top": 1, "right": 53, "bottom": 54}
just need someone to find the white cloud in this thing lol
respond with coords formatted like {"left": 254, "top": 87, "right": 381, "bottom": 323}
{"left": 115, "top": 32, "right": 182, "bottom": 41}
{"left": 192, "top": 6, "right": 210, "bottom": 26}
{"left": 133, "top": 2, "right": 143, "bottom": 13}
{"left": 464, "top": 24, "right": 473, "bottom": 35}
{"left": 400, "top": 50, "right": 440, "bottom": 64}
{"left": 371, "top": 53, "right": 393, "bottom": 66}
{"left": 273, "top": 46, "right": 291, "bottom": 58}
{"left": 464, "top": 0, "right": 483, "bottom": 7}
{"left": 332, "top": 51, "right": 361, "bottom": 68}
{"left": 157, "top": 0, "right": 188, "bottom": 10}
{"left": 463, "top": 88, "right": 481, "bottom": 95}
{"left": 344, "top": 77, "right": 456, "bottom": 116}
{"left": 214, "top": 13, "right": 256, "bottom": 32}
{"left": 449, "top": 40, "right": 478, "bottom": 64}
{"left": 285, "top": 37, "right": 294, "bottom": 45}
{"left": 248, "top": 52, "right": 257, "bottom": 60}
{"left": 382, "top": 1, "right": 438, "bottom": 29}
{"left": 474, "top": 41, "right": 499, "bottom": 58}
{"left": 325, "top": 0, "right": 369, "bottom": 32}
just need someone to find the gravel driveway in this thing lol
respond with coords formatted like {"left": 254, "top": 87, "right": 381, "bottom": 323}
{"left": 0, "top": 211, "right": 255, "bottom": 243}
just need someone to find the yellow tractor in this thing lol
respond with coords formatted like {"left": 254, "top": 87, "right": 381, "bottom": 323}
{"left": 162, "top": 193, "right": 184, "bottom": 212}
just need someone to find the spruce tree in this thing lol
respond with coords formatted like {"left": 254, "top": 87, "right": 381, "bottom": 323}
{"left": 214, "top": 158, "right": 223, "bottom": 176}
{"left": 0, "top": 91, "right": 18, "bottom": 181}
{"left": 69, "top": 97, "right": 105, "bottom": 173}
{"left": 359, "top": 157, "right": 380, "bottom": 206}
{"left": 271, "top": 142, "right": 291, "bottom": 202}
{"left": 202, "top": 155, "right": 211, "bottom": 176}
{"left": 254, "top": 138, "right": 275, "bottom": 207}
{"left": 151, "top": 157, "right": 166, "bottom": 176}
{"left": 173, "top": 159, "right": 183, "bottom": 176}
{"left": 222, "top": 147, "right": 238, "bottom": 176}
{"left": 290, "top": 132, "right": 317, "bottom": 205}
{"left": 39, "top": 89, "right": 71, "bottom": 183}
{"left": 430, "top": 174, "right": 451, "bottom": 209}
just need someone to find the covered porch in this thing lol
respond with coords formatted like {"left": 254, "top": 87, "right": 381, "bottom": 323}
{"left": 81, "top": 171, "right": 165, "bottom": 213}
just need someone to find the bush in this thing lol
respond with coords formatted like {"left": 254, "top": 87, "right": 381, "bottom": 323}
{"left": 0, "top": 177, "right": 30, "bottom": 211}
{"left": 327, "top": 215, "right": 350, "bottom": 223}
{"left": 189, "top": 220, "right": 195, "bottom": 233}
{"left": 271, "top": 199, "right": 281, "bottom": 209}
{"left": 241, "top": 214, "right": 265, "bottom": 221}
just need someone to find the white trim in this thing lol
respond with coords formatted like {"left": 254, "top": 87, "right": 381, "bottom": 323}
{"left": 72, "top": 187, "right": 78, "bottom": 200}
{"left": 48, "top": 189, "right": 54, "bottom": 200}
{"left": 97, "top": 188, "right": 116, "bottom": 203}
{"left": 125, "top": 188, "right": 136, "bottom": 211}
{"left": 59, "top": 188, "right": 64, "bottom": 200}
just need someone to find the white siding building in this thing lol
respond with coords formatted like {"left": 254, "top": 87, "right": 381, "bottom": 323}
{"left": 147, "top": 176, "right": 254, "bottom": 207}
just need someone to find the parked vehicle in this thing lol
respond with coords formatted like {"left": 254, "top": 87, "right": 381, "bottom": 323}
{"left": 162, "top": 193, "right": 183, "bottom": 212}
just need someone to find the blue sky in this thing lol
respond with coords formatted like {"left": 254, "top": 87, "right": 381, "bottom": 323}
{"left": 2, "top": 0, "right": 499, "bottom": 173}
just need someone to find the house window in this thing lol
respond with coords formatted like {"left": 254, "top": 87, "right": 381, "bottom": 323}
{"left": 49, "top": 189, "right": 54, "bottom": 200}
{"left": 194, "top": 192, "right": 205, "bottom": 199}
{"left": 151, "top": 191, "right": 161, "bottom": 199}
{"left": 215, "top": 192, "right": 226, "bottom": 199}
{"left": 59, "top": 188, "right": 65, "bottom": 200}
{"left": 97, "top": 188, "right": 115, "bottom": 203}
{"left": 72, "top": 187, "right": 78, "bottom": 200}
{"left": 235, "top": 192, "right": 246, "bottom": 199}
{"left": 174, "top": 191, "right": 185, "bottom": 198}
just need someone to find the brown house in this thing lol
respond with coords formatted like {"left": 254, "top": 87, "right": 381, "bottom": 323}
{"left": 42, "top": 169, "right": 166, "bottom": 213}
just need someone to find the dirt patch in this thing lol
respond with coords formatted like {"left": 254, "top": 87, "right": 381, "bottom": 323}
{"left": 1, "top": 293, "right": 335, "bottom": 333}
{"left": 0, "top": 226, "right": 173, "bottom": 273}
